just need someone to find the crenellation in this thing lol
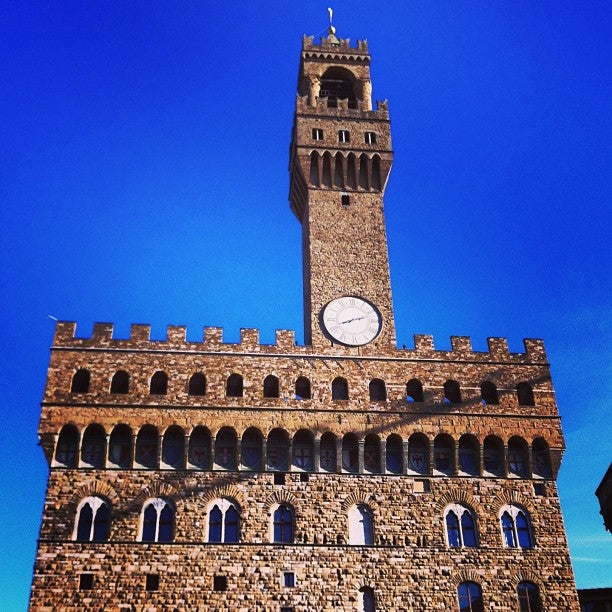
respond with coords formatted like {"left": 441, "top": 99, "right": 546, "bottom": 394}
{"left": 130, "top": 324, "right": 151, "bottom": 342}
{"left": 450, "top": 336, "right": 472, "bottom": 353}
{"left": 487, "top": 337, "right": 509, "bottom": 357}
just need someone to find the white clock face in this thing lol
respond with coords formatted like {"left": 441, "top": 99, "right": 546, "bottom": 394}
{"left": 322, "top": 296, "right": 382, "bottom": 346}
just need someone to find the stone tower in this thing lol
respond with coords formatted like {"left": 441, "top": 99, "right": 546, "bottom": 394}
{"left": 29, "top": 27, "right": 580, "bottom": 611}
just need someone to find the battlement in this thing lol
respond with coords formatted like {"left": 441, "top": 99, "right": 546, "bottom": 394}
{"left": 302, "top": 34, "right": 369, "bottom": 56}
{"left": 52, "top": 322, "right": 548, "bottom": 363}
{"left": 295, "top": 95, "right": 389, "bottom": 118}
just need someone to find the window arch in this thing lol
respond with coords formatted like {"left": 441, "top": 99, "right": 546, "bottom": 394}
{"left": 348, "top": 505, "right": 374, "bottom": 545}
{"left": 272, "top": 504, "right": 293, "bottom": 543}
{"left": 110, "top": 370, "right": 129, "bottom": 394}
{"left": 135, "top": 425, "right": 158, "bottom": 469}
{"left": 188, "top": 372, "right": 206, "bottom": 396}
{"left": 320, "top": 66, "right": 358, "bottom": 108}
{"left": 293, "top": 429, "right": 314, "bottom": 471}
{"left": 532, "top": 437, "right": 551, "bottom": 478}
{"left": 188, "top": 426, "right": 211, "bottom": 469}
{"left": 162, "top": 425, "right": 184, "bottom": 469}
{"left": 74, "top": 496, "right": 109, "bottom": 542}
{"left": 215, "top": 427, "right": 237, "bottom": 470}
{"left": 342, "top": 433, "right": 359, "bottom": 473}
{"left": 433, "top": 433, "right": 454, "bottom": 475}
{"left": 226, "top": 373, "right": 243, "bottom": 398}
{"left": 295, "top": 376, "right": 311, "bottom": 400}
{"left": 480, "top": 381, "right": 499, "bottom": 405}
{"left": 369, "top": 379, "right": 386, "bottom": 401}
{"left": 517, "top": 382, "right": 535, "bottom": 406}
{"left": 108, "top": 424, "right": 132, "bottom": 468}
{"left": 71, "top": 369, "right": 90, "bottom": 393}
{"left": 141, "top": 498, "right": 174, "bottom": 542}
{"left": 408, "top": 433, "right": 429, "bottom": 474}
{"left": 241, "top": 427, "right": 263, "bottom": 470}
{"left": 332, "top": 377, "right": 349, "bottom": 400}
{"left": 483, "top": 435, "right": 504, "bottom": 477}
{"left": 81, "top": 424, "right": 106, "bottom": 468}
{"left": 517, "top": 581, "right": 542, "bottom": 612}
{"left": 500, "top": 505, "right": 534, "bottom": 548}
{"left": 385, "top": 434, "right": 403, "bottom": 474}
{"left": 371, "top": 154, "right": 382, "bottom": 191}
{"left": 319, "top": 432, "right": 337, "bottom": 472}
{"left": 444, "top": 504, "right": 477, "bottom": 548}
{"left": 55, "top": 424, "right": 79, "bottom": 467}
{"left": 267, "top": 428, "right": 289, "bottom": 471}
{"left": 208, "top": 498, "right": 240, "bottom": 543}
{"left": 457, "top": 581, "right": 484, "bottom": 612}
{"left": 443, "top": 380, "right": 462, "bottom": 404}
{"left": 364, "top": 434, "right": 381, "bottom": 473}
{"left": 406, "top": 378, "right": 424, "bottom": 402}
{"left": 358, "top": 586, "right": 376, "bottom": 612}
{"left": 149, "top": 371, "right": 168, "bottom": 395}
{"left": 508, "top": 436, "right": 529, "bottom": 477}
{"left": 309, "top": 151, "right": 320, "bottom": 186}
{"left": 458, "top": 434, "right": 479, "bottom": 476}
{"left": 263, "top": 374, "right": 279, "bottom": 398}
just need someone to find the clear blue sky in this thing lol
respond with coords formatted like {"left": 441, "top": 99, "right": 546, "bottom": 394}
{"left": 1, "top": 1, "right": 610, "bottom": 609}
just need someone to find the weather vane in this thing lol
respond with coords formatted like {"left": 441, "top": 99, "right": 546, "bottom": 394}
{"left": 328, "top": 7, "right": 336, "bottom": 35}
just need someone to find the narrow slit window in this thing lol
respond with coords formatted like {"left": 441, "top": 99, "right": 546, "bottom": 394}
{"left": 341, "top": 194, "right": 350, "bottom": 206}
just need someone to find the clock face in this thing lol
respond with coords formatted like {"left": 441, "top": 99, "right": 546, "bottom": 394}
{"left": 322, "top": 296, "right": 382, "bottom": 346}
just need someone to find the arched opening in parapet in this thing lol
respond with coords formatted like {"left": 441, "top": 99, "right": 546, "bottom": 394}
{"left": 320, "top": 67, "right": 358, "bottom": 108}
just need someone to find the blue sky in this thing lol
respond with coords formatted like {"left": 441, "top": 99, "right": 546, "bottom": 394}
{"left": 1, "top": 1, "right": 610, "bottom": 608}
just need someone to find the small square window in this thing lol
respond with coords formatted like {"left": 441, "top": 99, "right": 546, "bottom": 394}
{"left": 365, "top": 131, "right": 377, "bottom": 144}
{"left": 283, "top": 572, "right": 295, "bottom": 587}
{"left": 341, "top": 194, "right": 350, "bottom": 206}
{"left": 312, "top": 128, "right": 323, "bottom": 141}
{"left": 79, "top": 573, "right": 94, "bottom": 591}
{"left": 300, "top": 473, "right": 309, "bottom": 483}
{"left": 274, "top": 473, "right": 286, "bottom": 485}
{"left": 533, "top": 482, "right": 546, "bottom": 496}
{"left": 214, "top": 575, "right": 228, "bottom": 592}
{"left": 145, "top": 574, "right": 159, "bottom": 592}
{"left": 413, "top": 479, "right": 431, "bottom": 493}
{"left": 338, "top": 130, "right": 350, "bottom": 143}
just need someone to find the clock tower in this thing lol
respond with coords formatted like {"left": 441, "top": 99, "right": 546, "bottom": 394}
{"left": 289, "top": 27, "right": 395, "bottom": 349}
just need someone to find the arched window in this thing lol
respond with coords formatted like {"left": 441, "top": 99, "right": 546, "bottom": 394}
{"left": 272, "top": 504, "right": 293, "bottom": 543}
{"left": 342, "top": 433, "right": 359, "bottom": 473}
{"left": 444, "top": 504, "right": 477, "bottom": 547}
{"left": 364, "top": 434, "right": 381, "bottom": 473}
{"left": 483, "top": 435, "right": 504, "bottom": 477}
{"left": 135, "top": 425, "right": 158, "bottom": 469}
{"left": 480, "top": 381, "right": 499, "bottom": 405}
{"left": 55, "top": 424, "right": 79, "bottom": 467}
{"left": 188, "top": 426, "right": 211, "bottom": 469}
{"left": 110, "top": 370, "right": 129, "bottom": 394}
{"left": 208, "top": 498, "right": 240, "bottom": 543}
{"left": 75, "top": 497, "right": 109, "bottom": 542}
{"left": 267, "top": 428, "right": 289, "bottom": 471}
{"left": 71, "top": 369, "right": 90, "bottom": 393}
{"left": 226, "top": 373, "right": 243, "bottom": 398}
{"left": 434, "top": 434, "right": 454, "bottom": 475}
{"left": 408, "top": 433, "right": 429, "bottom": 474}
{"left": 309, "top": 151, "right": 320, "bottom": 186}
{"left": 358, "top": 153, "right": 369, "bottom": 190}
{"left": 332, "top": 377, "right": 349, "bottom": 400}
{"left": 517, "top": 382, "right": 535, "bottom": 406}
{"left": 348, "top": 505, "right": 374, "bottom": 545}
{"left": 443, "top": 380, "right": 462, "bottom": 404}
{"left": 263, "top": 374, "right": 279, "bottom": 398}
{"left": 149, "top": 371, "right": 168, "bottom": 395}
{"left": 500, "top": 505, "right": 534, "bottom": 548}
{"left": 532, "top": 437, "right": 551, "bottom": 478}
{"left": 406, "top": 379, "right": 424, "bottom": 403}
{"left": 188, "top": 372, "right": 206, "bottom": 396}
{"left": 320, "top": 67, "right": 358, "bottom": 108}
{"left": 241, "top": 427, "right": 263, "bottom": 470}
{"left": 385, "top": 434, "right": 403, "bottom": 474}
{"left": 346, "top": 153, "right": 357, "bottom": 190}
{"left": 371, "top": 154, "right": 381, "bottom": 191}
{"left": 141, "top": 498, "right": 174, "bottom": 543}
{"left": 458, "top": 434, "right": 479, "bottom": 476}
{"left": 508, "top": 436, "right": 529, "bottom": 477}
{"left": 162, "top": 426, "right": 184, "bottom": 468}
{"left": 457, "top": 581, "right": 484, "bottom": 612}
{"left": 295, "top": 376, "right": 311, "bottom": 400}
{"left": 293, "top": 430, "right": 314, "bottom": 471}
{"left": 369, "top": 379, "right": 386, "bottom": 401}
{"left": 319, "top": 432, "right": 337, "bottom": 472}
{"left": 334, "top": 151, "right": 344, "bottom": 188}
{"left": 108, "top": 424, "right": 132, "bottom": 468}
{"left": 215, "top": 427, "right": 237, "bottom": 470}
{"left": 517, "top": 581, "right": 542, "bottom": 612}
{"left": 81, "top": 424, "right": 106, "bottom": 469}
{"left": 322, "top": 151, "right": 332, "bottom": 187}
{"left": 358, "top": 586, "right": 376, "bottom": 612}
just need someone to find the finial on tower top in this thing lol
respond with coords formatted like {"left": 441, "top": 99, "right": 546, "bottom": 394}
{"left": 327, "top": 7, "right": 339, "bottom": 43}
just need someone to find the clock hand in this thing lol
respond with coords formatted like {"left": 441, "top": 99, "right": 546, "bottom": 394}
{"left": 341, "top": 316, "right": 365, "bottom": 324}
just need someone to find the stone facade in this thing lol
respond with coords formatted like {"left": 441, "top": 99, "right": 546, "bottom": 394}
{"left": 30, "top": 29, "right": 579, "bottom": 611}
